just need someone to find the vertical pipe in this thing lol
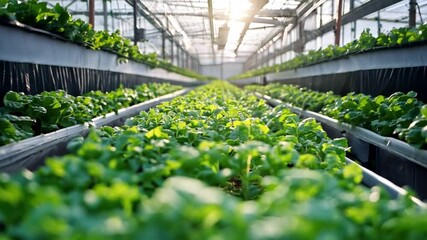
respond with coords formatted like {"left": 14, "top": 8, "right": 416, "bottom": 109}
{"left": 221, "top": 50, "right": 225, "bottom": 80}
{"left": 177, "top": 47, "right": 181, "bottom": 67}
{"left": 377, "top": 11, "right": 381, "bottom": 35}
{"left": 409, "top": 0, "right": 417, "bottom": 27}
{"left": 184, "top": 52, "right": 187, "bottom": 69}
{"left": 110, "top": 1, "right": 115, "bottom": 30}
{"left": 176, "top": 44, "right": 179, "bottom": 66}
{"left": 181, "top": 48, "right": 184, "bottom": 68}
{"left": 161, "top": 30, "right": 166, "bottom": 60}
{"left": 196, "top": 59, "right": 199, "bottom": 73}
{"left": 319, "top": 3, "right": 323, "bottom": 26}
{"left": 171, "top": 40, "right": 174, "bottom": 64}
{"left": 192, "top": 57, "right": 196, "bottom": 72}
{"left": 187, "top": 53, "right": 191, "bottom": 69}
{"left": 255, "top": 51, "right": 259, "bottom": 69}
{"left": 207, "top": 0, "right": 216, "bottom": 64}
{"left": 341, "top": 0, "right": 345, "bottom": 44}
{"left": 297, "top": 24, "right": 304, "bottom": 52}
{"left": 103, "top": 0, "right": 108, "bottom": 31}
{"left": 133, "top": 0, "right": 138, "bottom": 45}
{"left": 89, "top": 0, "right": 95, "bottom": 27}
{"left": 335, "top": 0, "right": 343, "bottom": 45}
{"left": 186, "top": 52, "right": 190, "bottom": 69}
{"left": 178, "top": 46, "right": 182, "bottom": 67}
{"left": 350, "top": 0, "right": 356, "bottom": 40}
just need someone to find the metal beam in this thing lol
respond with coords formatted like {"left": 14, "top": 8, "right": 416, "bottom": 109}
{"left": 133, "top": 0, "right": 137, "bottom": 45}
{"left": 248, "top": 25, "right": 278, "bottom": 30}
{"left": 296, "top": 0, "right": 328, "bottom": 21}
{"left": 65, "top": 0, "right": 78, "bottom": 9}
{"left": 341, "top": 0, "right": 402, "bottom": 25}
{"left": 258, "top": 21, "right": 293, "bottom": 47}
{"left": 207, "top": 0, "right": 216, "bottom": 64}
{"left": 89, "top": 0, "right": 95, "bottom": 27}
{"left": 335, "top": 0, "right": 343, "bottom": 45}
{"left": 258, "top": 0, "right": 403, "bottom": 66}
{"left": 362, "top": 17, "right": 413, "bottom": 23}
{"left": 162, "top": 30, "right": 166, "bottom": 59}
{"left": 165, "top": 2, "right": 208, "bottom": 9}
{"left": 305, "top": 0, "right": 401, "bottom": 42}
{"left": 70, "top": 10, "right": 134, "bottom": 17}
{"left": 242, "top": 1, "right": 310, "bottom": 67}
{"left": 409, "top": 0, "right": 417, "bottom": 27}
{"left": 243, "top": 20, "right": 294, "bottom": 68}
{"left": 257, "top": 9, "right": 296, "bottom": 17}
{"left": 234, "top": 0, "right": 269, "bottom": 54}
{"left": 125, "top": 0, "right": 194, "bottom": 59}
{"left": 103, "top": 0, "right": 108, "bottom": 31}
{"left": 71, "top": 10, "right": 288, "bottom": 25}
{"left": 152, "top": 11, "right": 284, "bottom": 25}
{"left": 216, "top": 15, "right": 283, "bottom": 25}
{"left": 219, "top": 16, "right": 283, "bottom": 25}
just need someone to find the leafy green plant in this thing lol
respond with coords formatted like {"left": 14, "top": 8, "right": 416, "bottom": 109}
{"left": 1, "top": 0, "right": 212, "bottom": 80}
{"left": 395, "top": 104, "right": 427, "bottom": 148}
{"left": 1, "top": 81, "right": 426, "bottom": 239}
{"left": 0, "top": 83, "right": 182, "bottom": 146}
{"left": 247, "top": 84, "right": 427, "bottom": 149}
{"left": 247, "top": 84, "right": 339, "bottom": 112}
{"left": 229, "top": 24, "right": 427, "bottom": 80}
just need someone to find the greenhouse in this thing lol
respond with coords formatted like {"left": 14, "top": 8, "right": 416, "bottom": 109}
{"left": 1, "top": 0, "right": 427, "bottom": 239}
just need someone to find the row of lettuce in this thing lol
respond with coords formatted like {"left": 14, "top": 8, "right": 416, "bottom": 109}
{"left": 229, "top": 25, "right": 427, "bottom": 80}
{"left": 246, "top": 84, "right": 427, "bottom": 149}
{"left": 0, "top": 0, "right": 213, "bottom": 81}
{"left": 0, "top": 83, "right": 182, "bottom": 146}
{"left": 1, "top": 81, "right": 427, "bottom": 239}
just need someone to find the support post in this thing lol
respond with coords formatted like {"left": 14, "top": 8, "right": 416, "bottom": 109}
{"left": 177, "top": 47, "right": 181, "bottom": 67}
{"left": 171, "top": 40, "right": 174, "bottom": 64}
{"left": 89, "top": 0, "right": 95, "bottom": 27}
{"left": 103, "top": 0, "right": 108, "bottom": 31}
{"left": 110, "top": 1, "right": 115, "bottom": 30}
{"left": 409, "top": 0, "right": 417, "bottom": 27}
{"left": 162, "top": 30, "right": 166, "bottom": 60}
{"left": 335, "top": 0, "right": 343, "bottom": 45}
{"left": 207, "top": 0, "right": 216, "bottom": 64}
{"left": 350, "top": 0, "right": 356, "bottom": 40}
{"left": 133, "top": 0, "right": 138, "bottom": 45}
{"left": 255, "top": 51, "right": 259, "bottom": 69}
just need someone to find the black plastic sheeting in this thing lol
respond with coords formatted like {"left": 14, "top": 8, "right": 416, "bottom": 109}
{"left": 270, "top": 66, "right": 427, "bottom": 102}
{"left": 320, "top": 113, "right": 427, "bottom": 200}
{"left": 259, "top": 93, "right": 427, "bottom": 200}
{"left": 0, "top": 61, "right": 202, "bottom": 103}
{"left": 374, "top": 147, "right": 427, "bottom": 200}
{"left": 313, "top": 112, "right": 427, "bottom": 200}
{"left": 0, "top": 88, "right": 191, "bottom": 173}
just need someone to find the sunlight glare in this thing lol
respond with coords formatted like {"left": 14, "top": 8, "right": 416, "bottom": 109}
{"left": 229, "top": 0, "right": 252, "bottom": 20}
{"left": 225, "top": 20, "right": 244, "bottom": 51}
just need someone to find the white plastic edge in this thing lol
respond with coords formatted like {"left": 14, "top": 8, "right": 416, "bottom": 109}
{"left": 0, "top": 88, "right": 192, "bottom": 172}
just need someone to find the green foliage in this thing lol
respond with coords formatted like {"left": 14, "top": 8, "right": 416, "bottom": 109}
{"left": 229, "top": 25, "right": 427, "bottom": 80}
{"left": 247, "top": 84, "right": 339, "bottom": 112}
{"left": 1, "top": 81, "right": 426, "bottom": 239}
{"left": 1, "top": 0, "right": 211, "bottom": 80}
{"left": 0, "top": 83, "right": 182, "bottom": 146}
{"left": 323, "top": 91, "right": 424, "bottom": 144}
{"left": 247, "top": 84, "right": 427, "bottom": 149}
{"left": 394, "top": 104, "right": 427, "bottom": 149}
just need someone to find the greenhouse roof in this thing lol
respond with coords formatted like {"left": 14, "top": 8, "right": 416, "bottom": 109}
{"left": 128, "top": 0, "right": 302, "bottom": 64}
{"left": 48, "top": 0, "right": 427, "bottom": 65}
